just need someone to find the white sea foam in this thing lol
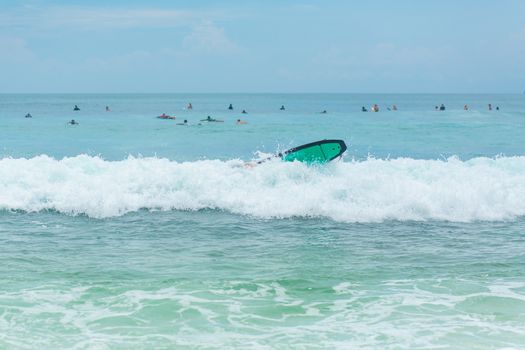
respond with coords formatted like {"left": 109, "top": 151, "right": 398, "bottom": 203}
{"left": 3, "top": 280, "right": 525, "bottom": 349}
{"left": 1, "top": 154, "right": 525, "bottom": 222}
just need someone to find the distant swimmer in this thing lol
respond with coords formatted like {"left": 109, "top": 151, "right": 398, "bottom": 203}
{"left": 496, "top": 106, "right": 500, "bottom": 110}
{"left": 73, "top": 105, "right": 80, "bottom": 111}
{"left": 488, "top": 103, "right": 493, "bottom": 111}
{"left": 362, "top": 106, "right": 368, "bottom": 112}
{"left": 280, "top": 105, "right": 286, "bottom": 111}
{"left": 392, "top": 105, "right": 397, "bottom": 111}
{"left": 157, "top": 113, "right": 176, "bottom": 120}
{"left": 228, "top": 104, "right": 233, "bottom": 110}
{"left": 105, "top": 106, "right": 111, "bottom": 112}
{"left": 435, "top": 106, "right": 439, "bottom": 110}
{"left": 177, "top": 119, "right": 188, "bottom": 125}
{"left": 68, "top": 119, "right": 79, "bottom": 125}
{"left": 187, "top": 103, "right": 193, "bottom": 110}
{"left": 241, "top": 109, "right": 247, "bottom": 114}
{"left": 236, "top": 119, "right": 247, "bottom": 125}
{"left": 320, "top": 110, "right": 327, "bottom": 114}
{"left": 25, "top": 113, "right": 32, "bottom": 118}
{"left": 201, "top": 116, "right": 224, "bottom": 122}
{"left": 464, "top": 104, "right": 469, "bottom": 110}
{"left": 439, "top": 104, "right": 446, "bottom": 111}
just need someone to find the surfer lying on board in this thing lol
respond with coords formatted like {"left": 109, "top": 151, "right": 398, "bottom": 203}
{"left": 157, "top": 113, "right": 176, "bottom": 120}
{"left": 201, "top": 116, "right": 224, "bottom": 122}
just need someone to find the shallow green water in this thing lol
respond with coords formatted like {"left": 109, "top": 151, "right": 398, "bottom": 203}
{"left": 2, "top": 211, "right": 525, "bottom": 349}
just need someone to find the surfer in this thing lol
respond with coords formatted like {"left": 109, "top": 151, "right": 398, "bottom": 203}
{"left": 392, "top": 105, "right": 398, "bottom": 111}
{"left": 255, "top": 139, "right": 347, "bottom": 165}
{"left": 73, "top": 105, "right": 80, "bottom": 111}
{"left": 177, "top": 119, "right": 188, "bottom": 125}
{"left": 439, "top": 104, "right": 446, "bottom": 111}
{"left": 105, "top": 106, "right": 111, "bottom": 111}
{"left": 243, "top": 139, "right": 348, "bottom": 168}
{"left": 320, "top": 110, "right": 327, "bottom": 114}
{"left": 241, "top": 110, "right": 247, "bottom": 114}
{"left": 68, "top": 119, "right": 79, "bottom": 125}
{"left": 496, "top": 106, "right": 500, "bottom": 110}
{"left": 236, "top": 119, "right": 247, "bottom": 125}
{"left": 187, "top": 103, "right": 193, "bottom": 110}
{"left": 362, "top": 106, "right": 368, "bottom": 112}
{"left": 488, "top": 103, "right": 493, "bottom": 111}
{"left": 464, "top": 104, "right": 468, "bottom": 110}
{"left": 371, "top": 104, "right": 379, "bottom": 112}
{"left": 201, "top": 116, "right": 223, "bottom": 122}
{"left": 280, "top": 105, "right": 286, "bottom": 111}
{"left": 228, "top": 104, "right": 233, "bottom": 110}
{"left": 158, "top": 113, "right": 176, "bottom": 119}
{"left": 25, "top": 113, "right": 32, "bottom": 118}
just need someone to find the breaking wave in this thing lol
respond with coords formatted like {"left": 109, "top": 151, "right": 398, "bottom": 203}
{"left": 1, "top": 154, "right": 525, "bottom": 222}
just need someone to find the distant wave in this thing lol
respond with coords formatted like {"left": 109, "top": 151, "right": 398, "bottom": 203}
{"left": 1, "top": 154, "right": 525, "bottom": 222}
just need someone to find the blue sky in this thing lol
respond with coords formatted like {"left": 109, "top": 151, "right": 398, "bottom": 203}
{"left": 1, "top": 0, "right": 524, "bottom": 93}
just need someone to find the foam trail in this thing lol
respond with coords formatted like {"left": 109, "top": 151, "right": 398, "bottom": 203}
{"left": 1, "top": 154, "right": 525, "bottom": 222}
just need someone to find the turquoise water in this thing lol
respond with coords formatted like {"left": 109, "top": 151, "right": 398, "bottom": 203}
{"left": 1, "top": 94, "right": 525, "bottom": 349}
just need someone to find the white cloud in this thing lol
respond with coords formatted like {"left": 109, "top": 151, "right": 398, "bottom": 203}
{"left": 0, "top": 6, "right": 229, "bottom": 31}
{"left": 0, "top": 6, "right": 241, "bottom": 55}
{"left": 182, "top": 20, "right": 238, "bottom": 53}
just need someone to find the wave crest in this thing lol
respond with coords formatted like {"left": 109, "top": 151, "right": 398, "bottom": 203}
{"left": 1, "top": 154, "right": 525, "bottom": 222}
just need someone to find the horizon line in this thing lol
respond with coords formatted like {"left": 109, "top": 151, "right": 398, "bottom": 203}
{"left": 1, "top": 92, "right": 523, "bottom": 95}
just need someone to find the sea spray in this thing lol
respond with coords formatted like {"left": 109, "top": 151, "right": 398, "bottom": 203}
{"left": 1, "top": 154, "right": 525, "bottom": 222}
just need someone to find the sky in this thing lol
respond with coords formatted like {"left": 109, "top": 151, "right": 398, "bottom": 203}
{"left": 1, "top": 0, "right": 524, "bottom": 93}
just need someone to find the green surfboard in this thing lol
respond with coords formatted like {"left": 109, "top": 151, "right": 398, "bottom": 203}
{"left": 281, "top": 139, "right": 347, "bottom": 164}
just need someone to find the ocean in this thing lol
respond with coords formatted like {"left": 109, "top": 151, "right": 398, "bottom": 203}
{"left": 1, "top": 93, "right": 525, "bottom": 349}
